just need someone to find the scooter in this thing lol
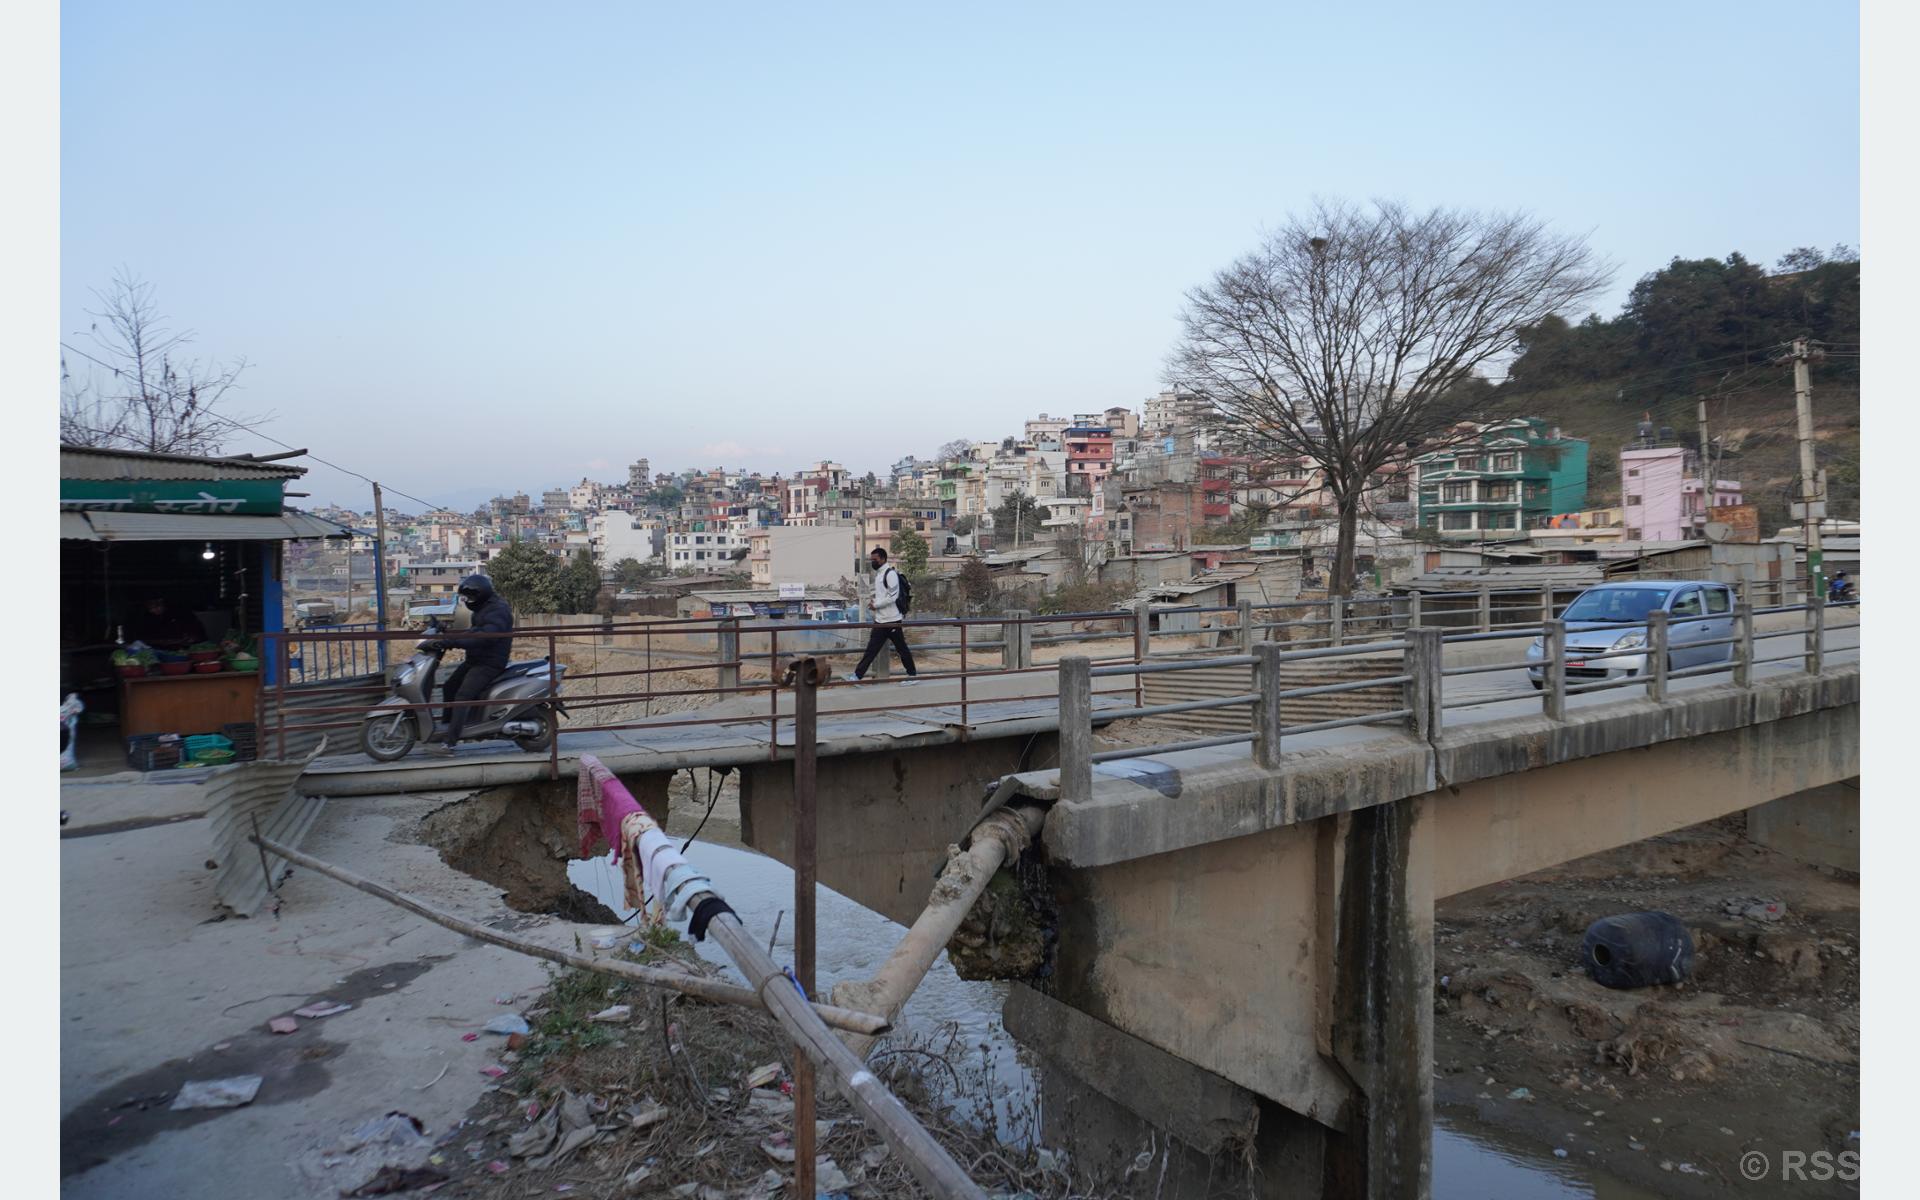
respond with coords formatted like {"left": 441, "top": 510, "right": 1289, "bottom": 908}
{"left": 358, "top": 621, "right": 565, "bottom": 762}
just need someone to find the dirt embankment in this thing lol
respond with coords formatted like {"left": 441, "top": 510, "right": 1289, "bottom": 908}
{"left": 1434, "top": 815, "right": 1859, "bottom": 1196}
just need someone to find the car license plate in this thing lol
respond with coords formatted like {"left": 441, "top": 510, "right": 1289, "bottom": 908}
{"left": 1567, "top": 660, "right": 1586, "bottom": 668}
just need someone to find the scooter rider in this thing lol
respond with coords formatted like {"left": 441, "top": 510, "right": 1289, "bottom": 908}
{"left": 434, "top": 574, "right": 514, "bottom": 748}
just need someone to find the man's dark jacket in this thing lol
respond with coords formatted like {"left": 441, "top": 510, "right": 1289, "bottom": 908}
{"left": 451, "top": 594, "right": 514, "bottom": 668}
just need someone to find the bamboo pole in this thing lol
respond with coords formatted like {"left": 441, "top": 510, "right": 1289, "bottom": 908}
{"left": 246, "top": 833, "right": 889, "bottom": 1036}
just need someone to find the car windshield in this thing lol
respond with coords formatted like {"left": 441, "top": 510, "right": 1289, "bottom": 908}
{"left": 1562, "top": 587, "right": 1672, "bottom": 623}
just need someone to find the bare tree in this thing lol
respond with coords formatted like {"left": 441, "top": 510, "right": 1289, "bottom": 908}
{"left": 936, "top": 437, "right": 976, "bottom": 463}
{"left": 60, "top": 269, "right": 266, "bottom": 456}
{"left": 1169, "top": 200, "right": 1611, "bottom": 594}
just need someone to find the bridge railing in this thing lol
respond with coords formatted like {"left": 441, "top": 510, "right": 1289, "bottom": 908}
{"left": 1052, "top": 596, "right": 1858, "bottom": 800}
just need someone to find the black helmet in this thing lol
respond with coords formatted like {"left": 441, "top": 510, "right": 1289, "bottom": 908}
{"left": 457, "top": 574, "right": 494, "bottom": 607}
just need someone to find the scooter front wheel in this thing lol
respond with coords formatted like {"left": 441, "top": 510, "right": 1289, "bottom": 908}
{"left": 361, "top": 711, "right": 418, "bottom": 762}
{"left": 513, "top": 707, "right": 556, "bottom": 754}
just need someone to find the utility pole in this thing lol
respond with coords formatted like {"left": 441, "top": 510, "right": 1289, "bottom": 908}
{"left": 857, "top": 481, "right": 870, "bottom": 621}
{"left": 1792, "top": 338, "right": 1823, "bottom": 598}
{"left": 1696, "top": 396, "right": 1714, "bottom": 503}
{"left": 372, "top": 483, "right": 391, "bottom": 667}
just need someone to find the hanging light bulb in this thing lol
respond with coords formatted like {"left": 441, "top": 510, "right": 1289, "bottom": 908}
{"left": 202, "top": 542, "right": 216, "bottom": 561}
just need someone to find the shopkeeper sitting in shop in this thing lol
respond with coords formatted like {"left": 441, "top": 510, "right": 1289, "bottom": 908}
{"left": 127, "top": 596, "right": 206, "bottom": 649}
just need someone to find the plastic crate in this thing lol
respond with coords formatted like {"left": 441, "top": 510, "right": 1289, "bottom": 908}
{"left": 222, "top": 722, "right": 258, "bottom": 762}
{"left": 126, "top": 734, "right": 182, "bottom": 772}
{"left": 182, "top": 734, "right": 233, "bottom": 763}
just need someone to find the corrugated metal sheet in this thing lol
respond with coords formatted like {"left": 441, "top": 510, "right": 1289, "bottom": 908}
{"left": 60, "top": 444, "right": 305, "bottom": 482}
{"left": 208, "top": 744, "right": 328, "bottom": 918}
{"left": 60, "top": 512, "right": 99, "bottom": 540}
{"left": 78, "top": 511, "right": 344, "bottom": 541}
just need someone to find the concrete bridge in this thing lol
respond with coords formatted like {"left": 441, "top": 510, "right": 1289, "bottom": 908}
{"left": 719, "top": 608, "right": 1861, "bottom": 1198}
{"left": 284, "top": 600, "right": 1858, "bottom": 1197}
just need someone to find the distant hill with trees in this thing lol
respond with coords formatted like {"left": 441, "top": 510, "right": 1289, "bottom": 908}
{"left": 1498, "top": 246, "right": 1859, "bottom": 530}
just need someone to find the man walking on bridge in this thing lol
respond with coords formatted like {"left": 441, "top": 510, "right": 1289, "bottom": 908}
{"left": 851, "top": 546, "right": 917, "bottom": 684}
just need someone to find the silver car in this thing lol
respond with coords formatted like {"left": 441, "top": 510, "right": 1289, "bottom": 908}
{"left": 1524, "top": 581, "right": 1736, "bottom": 688}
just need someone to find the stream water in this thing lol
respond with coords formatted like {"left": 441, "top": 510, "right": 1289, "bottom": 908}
{"left": 568, "top": 835, "right": 1658, "bottom": 1198}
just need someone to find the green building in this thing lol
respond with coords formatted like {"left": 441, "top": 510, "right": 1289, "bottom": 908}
{"left": 1413, "top": 418, "right": 1588, "bottom": 539}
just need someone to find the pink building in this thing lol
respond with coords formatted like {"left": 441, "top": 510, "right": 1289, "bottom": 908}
{"left": 1620, "top": 448, "right": 1742, "bottom": 541}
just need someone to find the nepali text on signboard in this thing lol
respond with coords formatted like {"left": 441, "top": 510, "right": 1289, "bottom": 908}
{"left": 60, "top": 478, "right": 285, "bottom": 516}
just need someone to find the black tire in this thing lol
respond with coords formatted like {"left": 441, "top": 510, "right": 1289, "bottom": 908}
{"left": 361, "top": 711, "right": 417, "bottom": 762}
{"left": 513, "top": 707, "right": 556, "bottom": 754}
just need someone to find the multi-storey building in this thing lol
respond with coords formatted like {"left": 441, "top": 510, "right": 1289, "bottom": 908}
{"left": 1619, "top": 447, "right": 1743, "bottom": 542}
{"left": 1141, "top": 389, "right": 1210, "bottom": 433}
{"left": 1413, "top": 418, "right": 1589, "bottom": 539}
{"left": 1063, "top": 421, "right": 1115, "bottom": 497}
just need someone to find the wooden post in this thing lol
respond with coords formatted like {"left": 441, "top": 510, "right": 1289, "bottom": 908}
{"left": 1407, "top": 590, "right": 1422, "bottom": 630}
{"left": 788, "top": 658, "right": 821, "bottom": 1200}
{"left": 1253, "top": 642, "right": 1284, "bottom": 769}
{"left": 1059, "top": 656, "right": 1093, "bottom": 803}
{"left": 1237, "top": 598, "right": 1254, "bottom": 654}
{"left": 1647, "top": 610, "right": 1669, "bottom": 702}
{"left": 1543, "top": 618, "right": 1566, "bottom": 721}
{"left": 1733, "top": 603, "right": 1754, "bottom": 687}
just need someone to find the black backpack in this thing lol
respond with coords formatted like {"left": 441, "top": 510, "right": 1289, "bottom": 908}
{"left": 891, "top": 567, "right": 913, "bottom": 616}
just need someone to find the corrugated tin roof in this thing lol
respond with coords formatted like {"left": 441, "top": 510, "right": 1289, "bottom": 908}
{"left": 60, "top": 444, "right": 305, "bottom": 482}
{"left": 1399, "top": 564, "right": 1603, "bottom": 591}
{"left": 77, "top": 511, "right": 345, "bottom": 541}
{"left": 60, "top": 512, "right": 99, "bottom": 540}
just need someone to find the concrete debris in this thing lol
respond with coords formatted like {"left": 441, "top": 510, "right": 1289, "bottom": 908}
{"left": 1724, "top": 897, "right": 1788, "bottom": 923}
{"left": 169, "top": 1075, "right": 263, "bottom": 1111}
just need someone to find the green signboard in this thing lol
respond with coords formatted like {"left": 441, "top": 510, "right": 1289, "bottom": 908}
{"left": 60, "top": 478, "right": 285, "bottom": 516}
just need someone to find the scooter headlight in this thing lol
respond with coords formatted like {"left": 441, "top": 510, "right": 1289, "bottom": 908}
{"left": 1610, "top": 632, "right": 1647, "bottom": 651}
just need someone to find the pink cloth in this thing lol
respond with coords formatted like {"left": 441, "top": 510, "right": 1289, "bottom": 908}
{"left": 579, "top": 754, "right": 658, "bottom": 913}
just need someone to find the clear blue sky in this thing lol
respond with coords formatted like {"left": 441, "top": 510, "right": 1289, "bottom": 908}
{"left": 60, "top": 0, "right": 1860, "bottom": 510}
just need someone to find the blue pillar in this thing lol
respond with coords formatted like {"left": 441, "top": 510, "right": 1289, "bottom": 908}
{"left": 261, "top": 541, "right": 285, "bottom": 685}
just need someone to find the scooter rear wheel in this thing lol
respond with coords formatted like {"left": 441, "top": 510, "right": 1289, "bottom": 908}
{"left": 513, "top": 707, "right": 555, "bottom": 754}
{"left": 361, "top": 711, "right": 418, "bottom": 761}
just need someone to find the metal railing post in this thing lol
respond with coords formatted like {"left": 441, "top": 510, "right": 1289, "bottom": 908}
{"left": 544, "top": 632, "right": 559, "bottom": 780}
{"left": 1543, "top": 618, "right": 1566, "bottom": 722}
{"left": 1408, "top": 590, "right": 1422, "bottom": 630}
{"left": 1237, "top": 598, "right": 1255, "bottom": 653}
{"left": 959, "top": 622, "right": 969, "bottom": 730}
{"left": 1132, "top": 601, "right": 1151, "bottom": 662}
{"left": 1733, "top": 602, "right": 1754, "bottom": 688}
{"left": 871, "top": 618, "right": 891, "bottom": 681}
{"left": 717, "top": 618, "right": 740, "bottom": 693}
{"left": 1647, "top": 610, "right": 1669, "bottom": 703}
{"left": 1329, "top": 596, "right": 1345, "bottom": 648}
{"left": 1404, "top": 627, "right": 1443, "bottom": 742}
{"left": 1059, "top": 656, "right": 1093, "bottom": 804}
{"left": 1477, "top": 587, "right": 1492, "bottom": 634}
{"left": 1541, "top": 584, "right": 1555, "bottom": 625}
{"left": 1253, "top": 642, "right": 1284, "bottom": 769}
{"left": 1806, "top": 596, "right": 1825, "bottom": 675}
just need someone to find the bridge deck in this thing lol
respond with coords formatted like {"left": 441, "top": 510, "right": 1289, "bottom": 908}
{"left": 299, "top": 671, "right": 1137, "bottom": 795}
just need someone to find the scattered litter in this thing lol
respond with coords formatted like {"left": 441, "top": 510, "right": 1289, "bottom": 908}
{"left": 554, "top": 1186, "right": 574, "bottom": 1194}
{"left": 416, "top": 1065, "right": 449, "bottom": 1091}
{"left": 461, "top": 1033, "right": 479, "bottom": 1043}
{"left": 294, "top": 1002, "right": 352, "bottom": 1019}
{"left": 1651, "top": 1117, "right": 1663, "bottom": 1124}
{"left": 815, "top": 1158, "right": 850, "bottom": 1192}
{"left": 622, "top": 1165, "right": 654, "bottom": 1190}
{"left": 628, "top": 1101, "right": 669, "bottom": 1130}
{"left": 589, "top": 930, "right": 626, "bottom": 950}
{"left": 860, "top": 1145, "right": 890, "bottom": 1171}
{"left": 1678, "top": 1163, "right": 1704, "bottom": 1176}
{"left": 1719, "top": 1127, "right": 1735, "bottom": 1136}
{"left": 170, "top": 1075, "right": 263, "bottom": 1111}
{"left": 745, "top": 1062, "right": 783, "bottom": 1090}
{"left": 1724, "top": 897, "right": 1788, "bottom": 923}
{"left": 212, "top": 1042, "right": 231, "bottom": 1051}
{"left": 493, "top": 994, "right": 515, "bottom": 1005}
{"left": 1553, "top": 1148, "right": 1568, "bottom": 1159}
{"left": 483, "top": 1015, "right": 530, "bottom": 1036}
{"left": 1629, "top": 1141, "right": 1646, "bottom": 1151}
{"left": 345, "top": 1112, "right": 427, "bottom": 1151}
{"left": 486, "top": 1160, "right": 509, "bottom": 1174}
{"left": 589, "top": 1005, "right": 632, "bottom": 1024}
{"left": 269, "top": 1017, "right": 299, "bottom": 1035}
{"left": 760, "top": 1138, "right": 795, "bottom": 1165}
{"left": 1660, "top": 1161, "right": 1674, "bottom": 1172}
{"left": 1506, "top": 1088, "right": 1532, "bottom": 1101}
{"left": 345, "top": 1165, "right": 449, "bottom": 1196}
{"left": 509, "top": 1090, "right": 602, "bottom": 1169}
{"left": 480, "top": 1066, "right": 508, "bottom": 1079}
{"left": 507, "top": 1033, "right": 527, "bottom": 1051}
